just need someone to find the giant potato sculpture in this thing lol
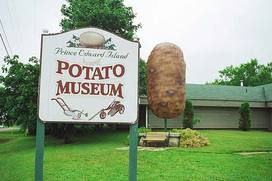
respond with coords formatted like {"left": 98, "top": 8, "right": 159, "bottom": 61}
{"left": 147, "top": 42, "right": 186, "bottom": 119}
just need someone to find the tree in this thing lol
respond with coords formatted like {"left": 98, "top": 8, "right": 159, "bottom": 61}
{"left": 0, "top": 86, "right": 11, "bottom": 126}
{"left": 60, "top": 0, "right": 141, "bottom": 41}
{"left": 139, "top": 59, "right": 146, "bottom": 96}
{"left": 0, "top": 56, "right": 39, "bottom": 135}
{"left": 182, "top": 100, "right": 200, "bottom": 129}
{"left": 212, "top": 59, "right": 272, "bottom": 86}
{"left": 183, "top": 100, "right": 194, "bottom": 129}
{"left": 239, "top": 102, "right": 251, "bottom": 131}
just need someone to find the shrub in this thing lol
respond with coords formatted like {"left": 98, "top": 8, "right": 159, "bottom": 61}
{"left": 74, "top": 124, "right": 96, "bottom": 134}
{"left": 239, "top": 102, "right": 251, "bottom": 131}
{"left": 171, "top": 128, "right": 182, "bottom": 133}
{"left": 172, "top": 128, "right": 209, "bottom": 148}
{"left": 183, "top": 100, "right": 200, "bottom": 129}
{"left": 138, "top": 127, "right": 151, "bottom": 134}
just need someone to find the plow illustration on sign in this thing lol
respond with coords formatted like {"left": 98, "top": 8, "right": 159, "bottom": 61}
{"left": 51, "top": 97, "right": 88, "bottom": 120}
{"left": 51, "top": 97, "right": 125, "bottom": 121}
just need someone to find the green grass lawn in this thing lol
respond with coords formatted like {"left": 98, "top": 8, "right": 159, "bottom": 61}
{"left": 0, "top": 129, "right": 272, "bottom": 181}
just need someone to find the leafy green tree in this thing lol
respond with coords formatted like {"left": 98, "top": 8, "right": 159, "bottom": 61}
{"left": 212, "top": 59, "right": 272, "bottom": 86}
{"left": 0, "top": 86, "right": 10, "bottom": 126}
{"left": 0, "top": 56, "right": 39, "bottom": 135}
{"left": 60, "top": 0, "right": 141, "bottom": 40}
{"left": 139, "top": 59, "right": 146, "bottom": 96}
{"left": 239, "top": 102, "right": 251, "bottom": 131}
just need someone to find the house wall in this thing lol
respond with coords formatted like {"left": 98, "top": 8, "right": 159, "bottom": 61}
{"left": 269, "top": 109, "right": 272, "bottom": 131}
{"left": 194, "top": 107, "right": 239, "bottom": 128}
{"left": 251, "top": 108, "right": 270, "bottom": 128}
{"left": 147, "top": 107, "right": 183, "bottom": 128}
{"left": 147, "top": 106, "right": 270, "bottom": 129}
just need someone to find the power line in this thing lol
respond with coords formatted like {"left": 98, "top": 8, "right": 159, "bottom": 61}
{"left": 0, "top": 17, "right": 12, "bottom": 55}
{"left": 6, "top": 0, "right": 16, "bottom": 55}
{"left": 0, "top": 33, "right": 10, "bottom": 56}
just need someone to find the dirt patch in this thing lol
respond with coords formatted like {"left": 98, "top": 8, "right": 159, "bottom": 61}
{"left": 0, "top": 138, "right": 12, "bottom": 144}
{"left": 116, "top": 146, "right": 171, "bottom": 151}
{"left": 237, "top": 151, "right": 272, "bottom": 155}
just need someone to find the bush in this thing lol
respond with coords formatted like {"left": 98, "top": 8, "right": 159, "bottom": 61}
{"left": 183, "top": 100, "right": 200, "bottom": 129}
{"left": 171, "top": 128, "right": 182, "bottom": 133}
{"left": 74, "top": 124, "right": 97, "bottom": 134}
{"left": 172, "top": 128, "right": 209, "bottom": 148}
{"left": 239, "top": 102, "right": 251, "bottom": 131}
{"left": 138, "top": 127, "right": 151, "bottom": 134}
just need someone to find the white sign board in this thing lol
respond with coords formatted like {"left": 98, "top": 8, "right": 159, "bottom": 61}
{"left": 39, "top": 28, "right": 139, "bottom": 124}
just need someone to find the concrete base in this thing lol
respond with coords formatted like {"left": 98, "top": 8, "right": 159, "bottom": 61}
{"left": 168, "top": 137, "right": 180, "bottom": 147}
{"left": 138, "top": 133, "right": 146, "bottom": 146}
{"left": 139, "top": 137, "right": 145, "bottom": 146}
{"left": 168, "top": 133, "right": 181, "bottom": 147}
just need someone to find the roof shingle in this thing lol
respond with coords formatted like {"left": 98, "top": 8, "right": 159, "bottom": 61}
{"left": 186, "top": 84, "right": 270, "bottom": 102}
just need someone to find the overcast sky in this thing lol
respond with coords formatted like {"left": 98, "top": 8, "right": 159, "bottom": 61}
{"left": 0, "top": 0, "right": 272, "bottom": 83}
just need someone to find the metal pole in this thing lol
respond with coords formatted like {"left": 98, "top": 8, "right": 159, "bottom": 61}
{"left": 129, "top": 122, "right": 138, "bottom": 181}
{"left": 35, "top": 120, "right": 45, "bottom": 181}
{"left": 164, "top": 118, "right": 167, "bottom": 132}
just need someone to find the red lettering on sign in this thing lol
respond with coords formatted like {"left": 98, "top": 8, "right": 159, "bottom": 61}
{"left": 56, "top": 60, "right": 69, "bottom": 74}
{"left": 55, "top": 60, "right": 125, "bottom": 99}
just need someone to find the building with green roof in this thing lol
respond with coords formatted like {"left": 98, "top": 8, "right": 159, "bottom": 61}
{"left": 139, "top": 83, "right": 272, "bottom": 130}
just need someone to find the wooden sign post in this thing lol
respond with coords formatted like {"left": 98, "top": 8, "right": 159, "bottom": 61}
{"left": 36, "top": 27, "right": 139, "bottom": 181}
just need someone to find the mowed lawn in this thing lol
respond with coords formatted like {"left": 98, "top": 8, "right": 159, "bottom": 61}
{"left": 0, "top": 129, "right": 272, "bottom": 181}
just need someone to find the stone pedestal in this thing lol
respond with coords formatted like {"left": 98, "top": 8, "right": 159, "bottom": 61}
{"left": 168, "top": 133, "right": 181, "bottom": 147}
{"left": 138, "top": 133, "right": 146, "bottom": 146}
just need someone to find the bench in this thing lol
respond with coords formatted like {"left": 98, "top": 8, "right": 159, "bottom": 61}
{"left": 142, "top": 132, "right": 169, "bottom": 147}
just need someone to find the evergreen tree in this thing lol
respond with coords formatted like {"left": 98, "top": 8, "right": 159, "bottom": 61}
{"left": 239, "top": 102, "right": 251, "bottom": 131}
{"left": 183, "top": 100, "right": 194, "bottom": 129}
